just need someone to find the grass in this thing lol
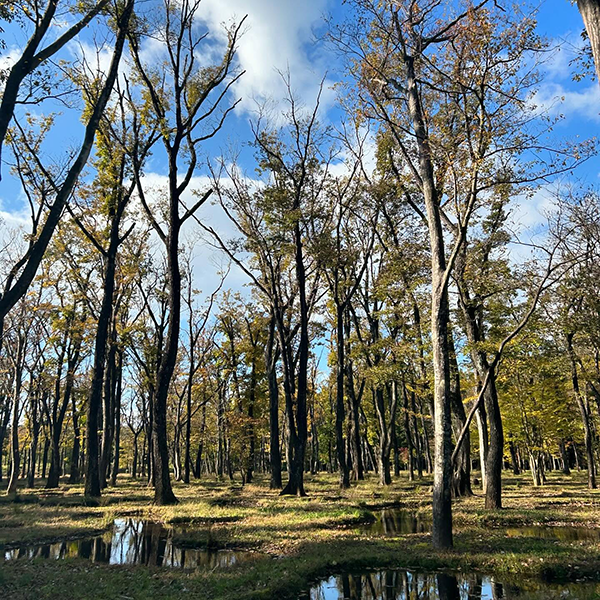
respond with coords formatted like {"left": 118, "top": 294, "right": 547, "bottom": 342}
{"left": 1, "top": 470, "right": 600, "bottom": 598}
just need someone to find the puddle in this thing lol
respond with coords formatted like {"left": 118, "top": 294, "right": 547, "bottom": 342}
{"left": 505, "top": 526, "right": 600, "bottom": 542}
{"left": 360, "top": 511, "right": 600, "bottom": 542}
{"left": 3, "top": 518, "right": 261, "bottom": 569}
{"left": 305, "top": 570, "right": 600, "bottom": 599}
{"left": 359, "top": 509, "right": 431, "bottom": 535}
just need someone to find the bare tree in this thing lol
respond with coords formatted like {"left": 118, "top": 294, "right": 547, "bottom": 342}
{"left": 128, "top": 0, "right": 244, "bottom": 504}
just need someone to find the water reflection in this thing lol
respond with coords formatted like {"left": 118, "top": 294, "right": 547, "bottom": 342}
{"left": 360, "top": 510, "right": 431, "bottom": 535}
{"left": 3, "top": 518, "right": 258, "bottom": 569}
{"left": 308, "top": 570, "right": 599, "bottom": 599}
{"left": 505, "top": 526, "right": 600, "bottom": 541}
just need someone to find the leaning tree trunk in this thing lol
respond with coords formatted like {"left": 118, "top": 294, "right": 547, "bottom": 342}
{"left": 0, "top": 0, "right": 133, "bottom": 332}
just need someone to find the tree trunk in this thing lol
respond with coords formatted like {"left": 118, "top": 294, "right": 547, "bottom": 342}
{"left": 347, "top": 366, "right": 364, "bottom": 481}
{"left": 482, "top": 377, "right": 503, "bottom": 508}
{"left": 475, "top": 404, "right": 488, "bottom": 488}
{"left": 46, "top": 432, "right": 62, "bottom": 489}
{"left": 449, "top": 353, "right": 472, "bottom": 497}
{"left": 403, "top": 46, "right": 454, "bottom": 542}
{"left": 375, "top": 386, "right": 391, "bottom": 485}
{"left": 7, "top": 333, "right": 25, "bottom": 496}
{"left": 27, "top": 393, "right": 41, "bottom": 489}
{"left": 149, "top": 146, "right": 187, "bottom": 506}
{"left": 567, "top": 333, "right": 596, "bottom": 489}
{"left": 578, "top": 0, "right": 600, "bottom": 82}
{"left": 110, "top": 351, "right": 123, "bottom": 487}
{"left": 100, "top": 327, "right": 117, "bottom": 488}
{"left": 193, "top": 404, "right": 206, "bottom": 479}
{"left": 508, "top": 439, "right": 521, "bottom": 475}
{"left": 402, "top": 383, "right": 415, "bottom": 481}
{"left": 85, "top": 216, "right": 122, "bottom": 497}
{"left": 335, "top": 302, "right": 350, "bottom": 489}
{"left": 70, "top": 392, "right": 81, "bottom": 483}
{"left": 266, "top": 316, "right": 282, "bottom": 488}
{"left": 559, "top": 440, "right": 571, "bottom": 475}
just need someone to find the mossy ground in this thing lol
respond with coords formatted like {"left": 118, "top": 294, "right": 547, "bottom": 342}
{"left": 1, "top": 470, "right": 600, "bottom": 599}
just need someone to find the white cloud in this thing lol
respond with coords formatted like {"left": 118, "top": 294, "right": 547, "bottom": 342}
{"left": 529, "top": 82, "right": 600, "bottom": 123}
{"left": 195, "top": 0, "right": 336, "bottom": 115}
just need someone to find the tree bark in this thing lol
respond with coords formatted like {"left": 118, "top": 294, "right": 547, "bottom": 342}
{"left": 400, "top": 32, "right": 454, "bottom": 547}
{"left": 335, "top": 302, "right": 350, "bottom": 488}
{"left": 100, "top": 326, "right": 117, "bottom": 488}
{"left": 567, "top": 332, "right": 596, "bottom": 489}
{"left": 7, "top": 332, "right": 25, "bottom": 496}
{"left": 110, "top": 350, "right": 123, "bottom": 486}
{"left": 82, "top": 0, "right": 135, "bottom": 498}
{"left": 69, "top": 392, "right": 81, "bottom": 483}
{"left": 27, "top": 389, "right": 41, "bottom": 488}
{"left": 578, "top": 0, "right": 600, "bottom": 83}
{"left": 449, "top": 337, "right": 472, "bottom": 497}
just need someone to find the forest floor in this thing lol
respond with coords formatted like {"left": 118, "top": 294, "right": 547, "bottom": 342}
{"left": 1, "top": 471, "right": 600, "bottom": 599}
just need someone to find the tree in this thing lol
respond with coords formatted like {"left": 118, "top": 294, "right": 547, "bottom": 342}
{"left": 317, "top": 137, "right": 377, "bottom": 489}
{"left": 577, "top": 0, "right": 600, "bottom": 82}
{"left": 0, "top": 0, "right": 111, "bottom": 172}
{"left": 128, "top": 0, "right": 244, "bottom": 503}
{"left": 0, "top": 0, "right": 134, "bottom": 344}
{"left": 202, "top": 82, "right": 332, "bottom": 495}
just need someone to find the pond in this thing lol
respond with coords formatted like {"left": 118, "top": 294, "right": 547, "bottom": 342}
{"left": 305, "top": 570, "right": 600, "bottom": 599}
{"left": 360, "top": 509, "right": 600, "bottom": 544}
{"left": 505, "top": 525, "right": 600, "bottom": 542}
{"left": 359, "top": 509, "right": 431, "bottom": 535}
{"left": 3, "top": 518, "right": 261, "bottom": 569}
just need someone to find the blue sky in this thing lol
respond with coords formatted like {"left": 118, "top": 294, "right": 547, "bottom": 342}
{"left": 0, "top": 0, "right": 598, "bottom": 302}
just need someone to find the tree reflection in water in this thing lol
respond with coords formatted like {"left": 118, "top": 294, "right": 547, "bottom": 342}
{"left": 3, "top": 518, "right": 257, "bottom": 569}
{"left": 307, "top": 570, "right": 595, "bottom": 600}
